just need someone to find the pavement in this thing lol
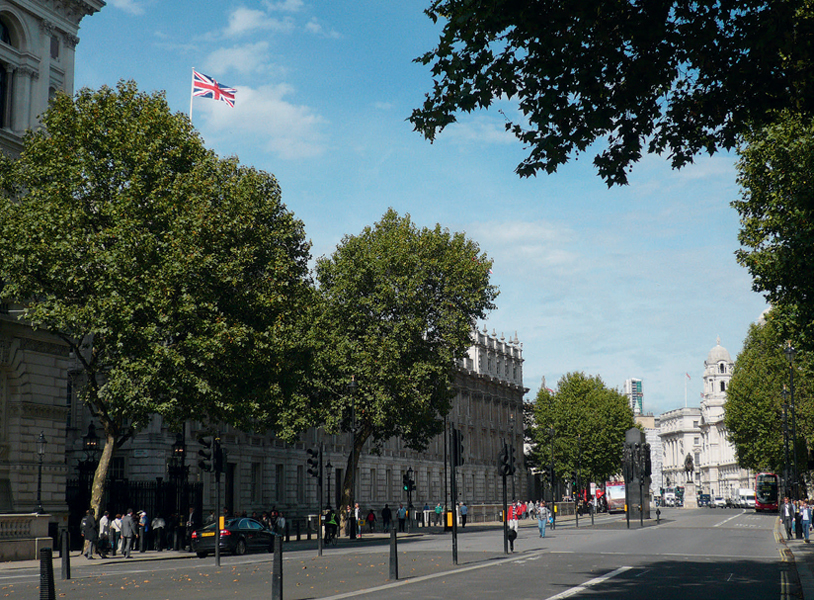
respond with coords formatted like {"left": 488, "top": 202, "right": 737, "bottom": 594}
{"left": 777, "top": 516, "right": 814, "bottom": 600}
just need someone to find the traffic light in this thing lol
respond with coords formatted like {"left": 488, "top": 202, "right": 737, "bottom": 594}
{"left": 507, "top": 444, "right": 517, "bottom": 476}
{"left": 498, "top": 444, "right": 509, "bottom": 476}
{"left": 306, "top": 447, "right": 320, "bottom": 478}
{"left": 403, "top": 472, "right": 410, "bottom": 492}
{"left": 451, "top": 428, "right": 465, "bottom": 467}
{"left": 214, "top": 437, "right": 224, "bottom": 475}
{"left": 197, "top": 436, "right": 213, "bottom": 472}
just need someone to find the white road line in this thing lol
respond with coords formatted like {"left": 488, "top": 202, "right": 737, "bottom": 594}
{"left": 544, "top": 566, "right": 634, "bottom": 600}
{"left": 714, "top": 510, "right": 746, "bottom": 527}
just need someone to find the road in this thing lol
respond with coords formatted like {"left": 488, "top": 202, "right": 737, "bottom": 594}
{"left": 0, "top": 508, "right": 792, "bottom": 600}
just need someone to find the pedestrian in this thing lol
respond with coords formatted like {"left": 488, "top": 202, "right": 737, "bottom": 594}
{"left": 460, "top": 503, "right": 468, "bottom": 527}
{"left": 186, "top": 507, "right": 200, "bottom": 551}
{"left": 381, "top": 504, "right": 392, "bottom": 531}
{"left": 111, "top": 514, "right": 122, "bottom": 556}
{"left": 434, "top": 502, "right": 443, "bottom": 526}
{"left": 324, "top": 507, "right": 338, "bottom": 542}
{"left": 121, "top": 509, "right": 136, "bottom": 559}
{"left": 98, "top": 510, "right": 111, "bottom": 558}
{"left": 366, "top": 509, "right": 376, "bottom": 533}
{"left": 782, "top": 497, "right": 794, "bottom": 540}
{"left": 508, "top": 500, "right": 519, "bottom": 533}
{"left": 537, "top": 501, "right": 550, "bottom": 538}
{"left": 138, "top": 510, "right": 149, "bottom": 552}
{"left": 152, "top": 514, "right": 166, "bottom": 551}
{"left": 397, "top": 503, "right": 407, "bottom": 532}
{"left": 354, "top": 503, "right": 362, "bottom": 538}
{"left": 80, "top": 508, "right": 98, "bottom": 559}
{"left": 802, "top": 500, "right": 812, "bottom": 543}
{"left": 796, "top": 501, "right": 804, "bottom": 539}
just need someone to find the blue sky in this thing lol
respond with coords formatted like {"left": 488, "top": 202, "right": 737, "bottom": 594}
{"left": 73, "top": 1, "right": 768, "bottom": 416}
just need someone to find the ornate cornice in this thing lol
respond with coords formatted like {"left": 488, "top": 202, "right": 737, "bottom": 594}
{"left": 20, "top": 337, "right": 70, "bottom": 357}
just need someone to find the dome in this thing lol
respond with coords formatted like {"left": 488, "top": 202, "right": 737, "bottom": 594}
{"left": 706, "top": 336, "right": 732, "bottom": 365}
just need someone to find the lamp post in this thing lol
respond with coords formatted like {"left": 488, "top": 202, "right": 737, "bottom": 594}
{"left": 784, "top": 342, "right": 799, "bottom": 499}
{"left": 509, "top": 413, "right": 516, "bottom": 501}
{"left": 781, "top": 393, "right": 791, "bottom": 498}
{"left": 169, "top": 432, "right": 187, "bottom": 519}
{"left": 326, "top": 460, "right": 333, "bottom": 509}
{"left": 36, "top": 432, "right": 46, "bottom": 514}
{"left": 548, "top": 427, "right": 556, "bottom": 529}
{"left": 347, "top": 375, "right": 358, "bottom": 539}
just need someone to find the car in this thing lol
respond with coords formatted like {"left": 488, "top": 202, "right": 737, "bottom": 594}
{"left": 698, "top": 493, "right": 711, "bottom": 507}
{"left": 191, "top": 517, "right": 276, "bottom": 558}
{"left": 712, "top": 496, "right": 726, "bottom": 508}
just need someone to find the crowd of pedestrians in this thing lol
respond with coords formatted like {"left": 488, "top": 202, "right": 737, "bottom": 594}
{"left": 782, "top": 496, "right": 814, "bottom": 543}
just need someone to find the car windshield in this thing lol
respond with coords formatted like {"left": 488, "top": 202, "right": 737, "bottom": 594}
{"left": 200, "top": 518, "right": 239, "bottom": 531}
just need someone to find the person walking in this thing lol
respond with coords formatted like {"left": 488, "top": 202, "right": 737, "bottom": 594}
{"left": 508, "top": 500, "right": 519, "bottom": 533}
{"left": 80, "top": 508, "right": 98, "bottom": 559}
{"left": 121, "top": 509, "right": 137, "bottom": 559}
{"left": 110, "top": 514, "right": 122, "bottom": 556}
{"left": 536, "top": 501, "right": 550, "bottom": 538}
{"left": 460, "top": 503, "right": 468, "bottom": 527}
{"left": 366, "top": 509, "right": 376, "bottom": 533}
{"left": 381, "top": 504, "right": 392, "bottom": 531}
{"left": 98, "top": 510, "right": 111, "bottom": 558}
{"left": 138, "top": 510, "right": 149, "bottom": 552}
{"left": 782, "top": 497, "right": 794, "bottom": 540}
{"left": 802, "top": 500, "right": 812, "bottom": 544}
{"left": 434, "top": 502, "right": 443, "bottom": 526}
{"left": 397, "top": 503, "right": 407, "bottom": 532}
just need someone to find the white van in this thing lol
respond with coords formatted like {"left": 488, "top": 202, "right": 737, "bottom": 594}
{"left": 738, "top": 488, "right": 756, "bottom": 508}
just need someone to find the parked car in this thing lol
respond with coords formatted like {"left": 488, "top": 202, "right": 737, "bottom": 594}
{"left": 191, "top": 517, "right": 276, "bottom": 558}
{"left": 713, "top": 496, "right": 726, "bottom": 508}
{"left": 698, "top": 493, "right": 711, "bottom": 507}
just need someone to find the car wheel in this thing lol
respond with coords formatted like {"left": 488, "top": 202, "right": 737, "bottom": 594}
{"left": 235, "top": 538, "right": 247, "bottom": 556}
{"left": 196, "top": 552, "right": 208, "bottom": 558}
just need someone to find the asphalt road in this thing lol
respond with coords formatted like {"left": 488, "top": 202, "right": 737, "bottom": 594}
{"left": 0, "top": 508, "right": 790, "bottom": 600}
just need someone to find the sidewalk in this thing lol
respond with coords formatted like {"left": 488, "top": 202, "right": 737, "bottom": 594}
{"left": 781, "top": 521, "right": 814, "bottom": 600}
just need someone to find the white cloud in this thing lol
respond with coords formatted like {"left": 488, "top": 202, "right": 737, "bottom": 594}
{"left": 304, "top": 18, "right": 341, "bottom": 39}
{"left": 264, "top": 0, "right": 304, "bottom": 11}
{"left": 225, "top": 7, "right": 295, "bottom": 37}
{"left": 445, "top": 115, "right": 515, "bottom": 146}
{"left": 108, "top": 0, "right": 144, "bottom": 15}
{"left": 205, "top": 43, "right": 279, "bottom": 77}
{"left": 197, "top": 84, "right": 326, "bottom": 160}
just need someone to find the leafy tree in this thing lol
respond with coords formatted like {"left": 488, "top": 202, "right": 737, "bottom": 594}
{"left": 724, "top": 309, "right": 813, "bottom": 482}
{"left": 309, "top": 208, "right": 497, "bottom": 518}
{"left": 0, "top": 81, "right": 313, "bottom": 516}
{"left": 734, "top": 112, "right": 814, "bottom": 351}
{"left": 410, "top": 0, "right": 814, "bottom": 186}
{"left": 530, "top": 373, "right": 634, "bottom": 491}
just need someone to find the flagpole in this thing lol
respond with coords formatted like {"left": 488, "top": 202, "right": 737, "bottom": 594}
{"left": 189, "top": 67, "right": 195, "bottom": 121}
{"left": 684, "top": 376, "right": 687, "bottom": 408}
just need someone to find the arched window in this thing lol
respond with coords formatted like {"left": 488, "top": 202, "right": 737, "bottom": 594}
{"left": 719, "top": 363, "right": 725, "bottom": 374}
{"left": 720, "top": 381, "right": 725, "bottom": 392}
{"left": 0, "top": 19, "right": 11, "bottom": 45}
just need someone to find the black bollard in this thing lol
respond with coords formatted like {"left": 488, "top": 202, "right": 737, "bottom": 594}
{"left": 272, "top": 534, "right": 283, "bottom": 600}
{"left": 295, "top": 520, "right": 301, "bottom": 542}
{"left": 389, "top": 526, "right": 398, "bottom": 580}
{"left": 60, "top": 531, "right": 70, "bottom": 581}
{"left": 40, "top": 547, "right": 56, "bottom": 600}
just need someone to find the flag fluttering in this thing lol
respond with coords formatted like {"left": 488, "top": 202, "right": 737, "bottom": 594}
{"left": 192, "top": 69, "right": 237, "bottom": 107}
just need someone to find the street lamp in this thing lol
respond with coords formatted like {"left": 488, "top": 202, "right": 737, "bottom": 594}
{"left": 781, "top": 392, "right": 791, "bottom": 498}
{"left": 547, "top": 427, "right": 556, "bottom": 529}
{"left": 326, "top": 460, "right": 333, "bottom": 509}
{"left": 347, "top": 375, "right": 358, "bottom": 539}
{"left": 784, "top": 342, "right": 799, "bottom": 499}
{"left": 36, "top": 432, "right": 46, "bottom": 514}
{"left": 509, "top": 413, "right": 516, "bottom": 501}
{"left": 83, "top": 422, "right": 99, "bottom": 459}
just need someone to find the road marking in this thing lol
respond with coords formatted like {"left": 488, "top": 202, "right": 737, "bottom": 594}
{"left": 544, "top": 566, "right": 633, "bottom": 600}
{"left": 713, "top": 511, "right": 746, "bottom": 527}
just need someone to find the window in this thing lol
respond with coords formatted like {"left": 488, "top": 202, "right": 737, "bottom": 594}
{"left": 50, "top": 35, "right": 59, "bottom": 59}
{"left": 720, "top": 381, "right": 726, "bottom": 392}
{"left": 110, "top": 456, "right": 125, "bottom": 480}
{"left": 275, "top": 464, "right": 285, "bottom": 502}
{"left": 296, "top": 465, "right": 304, "bottom": 503}
{"left": 251, "top": 462, "right": 262, "bottom": 504}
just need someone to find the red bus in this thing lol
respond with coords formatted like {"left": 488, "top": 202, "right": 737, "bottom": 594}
{"left": 755, "top": 472, "right": 779, "bottom": 512}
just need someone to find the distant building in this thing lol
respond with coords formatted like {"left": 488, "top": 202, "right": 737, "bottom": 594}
{"left": 625, "top": 378, "right": 643, "bottom": 415}
{"left": 659, "top": 339, "right": 751, "bottom": 500}
{"left": 635, "top": 414, "right": 662, "bottom": 497}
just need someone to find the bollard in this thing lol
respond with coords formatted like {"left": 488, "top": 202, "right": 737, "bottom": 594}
{"left": 307, "top": 518, "right": 311, "bottom": 541}
{"left": 295, "top": 520, "right": 301, "bottom": 542}
{"left": 389, "top": 526, "right": 398, "bottom": 580}
{"left": 40, "top": 547, "right": 56, "bottom": 600}
{"left": 285, "top": 520, "right": 290, "bottom": 543}
{"left": 60, "top": 530, "right": 70, "bottom": 581}
{"left": 272, "top": 534, "right": 283, "bottom": 600}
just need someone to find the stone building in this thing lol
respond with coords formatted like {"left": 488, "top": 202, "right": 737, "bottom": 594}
{"left": 0, "top": 0, "right": 103, "bottom": 528}
{"left": 659, "top": 338, "right": 751, "bottom": 501}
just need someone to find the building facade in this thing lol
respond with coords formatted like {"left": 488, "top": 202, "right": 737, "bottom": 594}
{"left": 659, "top": 339, "right": 751, "bottom": 500}
{"left": 0, "top": 0, "right": 103, "bottom": 523}
{"left": 625, "top": 378, "right": 643, "bottom": 416}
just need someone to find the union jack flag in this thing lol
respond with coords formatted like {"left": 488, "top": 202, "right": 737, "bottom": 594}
{"left": 192, "top": 70, "right": 236, "bottom": 107}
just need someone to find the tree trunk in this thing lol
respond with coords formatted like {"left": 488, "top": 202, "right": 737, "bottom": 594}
{"left": 90, "top": 430, "right": 115, "bottom": 518}
{"left": 338, "top": 428, "right": 370, "bottom": 534}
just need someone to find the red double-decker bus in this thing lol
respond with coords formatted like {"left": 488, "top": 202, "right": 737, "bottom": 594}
{"left": 755, "top": 473, "right": 779, "bottom": 512}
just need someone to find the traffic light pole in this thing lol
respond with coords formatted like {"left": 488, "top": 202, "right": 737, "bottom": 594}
{"left": 502, "top": 469, "right": 508, "bottom": 554}
{"left": 318, "top": 443, "right": 324, "bottom": 557}
{"left": 215, "top": 434, "right": 221, "bottom": 567}
{"left": 450, "top": 450, "right": 458, "bottom": 565}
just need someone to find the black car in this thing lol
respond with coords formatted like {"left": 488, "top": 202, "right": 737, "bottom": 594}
{"left": 191, "top": 517, "right": 275, "bottom": 558}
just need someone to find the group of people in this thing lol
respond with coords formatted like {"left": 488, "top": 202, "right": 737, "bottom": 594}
{"left": 782, "top": 496, "right": 814, "bottom": 543}
{"left": 79, "top": 508, "right": 152, "bottom": 559}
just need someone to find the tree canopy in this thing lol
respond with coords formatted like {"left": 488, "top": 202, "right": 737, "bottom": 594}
{"left": 724, "top": 309, "right": 813, "bottom": 479}
{"left": 0, "top": 81, "right": 313, "bottom": 514}
{"left": 734, "top": 112, "right": 814, "bottom": 352}
{"left": 308, "top": 208, "right": 498, "bottom": 512}
{"left": 529, "top": 372, "right": 634, "bottom": 489}
{"left": 410, "top": 0, "right": 814, "bottom": 186}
